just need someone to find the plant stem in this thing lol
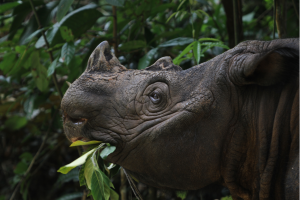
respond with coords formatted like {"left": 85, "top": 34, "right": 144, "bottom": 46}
{"left": 112, "top": 6, "right": 118, "bottom": 57}
{"left": 28, "top": 0, "right": 63, "bottom": 99}
{"left": 273, "top": 0, "right": 276, "bottom": 39}
{"left": 9, "top": 111, "right": 57, "bottom": 200}
{"left": 233, "top": 0, "right": 238, "bottom": 46}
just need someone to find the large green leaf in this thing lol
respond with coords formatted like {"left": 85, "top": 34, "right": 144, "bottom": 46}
{"left": 60, "top": 26, "right": 74, "bottom": 42}
{"left": 23, "top": 28, "right": 46, "bottom": 45}
{"left": 138, "top": 48, "right": 158, "bottom": 70}
{"left": 30, "top": 51, "right": 49, "bottom": 92}
{"left": 61, "top": 42, "right": 75, "bottom": 65}
{"left": 56, "top": 0, "right": 75, "bottom": 22}
{"left": 14, "top": 161, "right": 28, "bottom": 175}
{"left": 44, "top": 3, "right": 101, "bottom": 47}
{"left": 173, "top": 41, "right": 196, "bottom": 65}
{"left": 0, "top": 2, "right": 21, "bottom": 14}
{"left": 57, "top": 148, "right": 96, "bottom": 174}
{"left": 19, "top": 1, "right": 58, "bottom": 45}
{"left": 119, "top": 40, "right": 146, "bottom": 52}
{"left": 100, "top": 146, "right": 116, "bottom": 160}
{"left": 91, "top": 170, "right": 105, "bottom": 200}
{"left": 159, "top": 37, "right": 194, "bottom": 47}
{"left": 70, "top": 140, "right": 102, "bottom": 147}
{"left": 0, "top": 52, "right": 16, "bottom": 74}
{"left": 47, "top": 57, "right": 59, "bottom": 77}
{"left": 176, "top": 191, "right": 187, "bottom": 200}
{"left": 193, "top": 41, "right": 201, "bottom": 64}
{"left": 4, "top": 116, "right": 27, "bottom": 131}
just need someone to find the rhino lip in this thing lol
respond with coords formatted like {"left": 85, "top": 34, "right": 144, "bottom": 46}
{"left": 70, "top": 137, "right": 89, "bottom": 143}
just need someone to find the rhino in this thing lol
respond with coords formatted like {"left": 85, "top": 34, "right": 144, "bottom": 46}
{"left": 61, "top": 38, "right": 299, "bottom": 200}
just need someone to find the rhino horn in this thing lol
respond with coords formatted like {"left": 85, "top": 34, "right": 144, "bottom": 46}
{"left": 145, "top": 56, "right": 182, "bottom": 71}
{"left": 86, "top": 41, "right": 127, "bottom": 73}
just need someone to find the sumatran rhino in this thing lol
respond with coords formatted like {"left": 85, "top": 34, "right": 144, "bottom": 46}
{"left": 61, "top": 38, "right": 299, "bottom": 200}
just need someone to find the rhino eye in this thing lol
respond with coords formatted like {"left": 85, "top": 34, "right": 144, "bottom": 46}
{"left": 150, "top": 92, "right": 161, "bottom": 104}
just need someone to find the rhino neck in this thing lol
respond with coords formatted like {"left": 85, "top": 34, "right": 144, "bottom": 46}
{"left": 222, "top": 82, "right": 299, "bottom": 200}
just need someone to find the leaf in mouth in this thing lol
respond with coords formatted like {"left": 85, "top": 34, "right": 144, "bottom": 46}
{"left": 69, "top": 140, "right": 102, "bottom": 147}
{"left": 57, "top": 140, "right": 119, "bottom": 200}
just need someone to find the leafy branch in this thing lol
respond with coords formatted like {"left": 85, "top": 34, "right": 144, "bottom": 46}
{"left": 28, "top": 0, "right": 63, "bottom": 99}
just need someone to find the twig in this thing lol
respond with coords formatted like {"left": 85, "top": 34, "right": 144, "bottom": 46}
{"left": 233, "top": 0, "right": 238, "bottom": 45}
{"left": 28, "top": 0, "right": 63, "bottom": 99}
{"left": 292, "top": 0, "right": 299, "bottom": 20}
{"left": 273, "top": 0, "right": 276, "bottom": 39}
{"left": 112, "top": 6, "right": 118, "bottom": 57}
{"left": 9, "top": 111, "right": 57, "bottom": 200}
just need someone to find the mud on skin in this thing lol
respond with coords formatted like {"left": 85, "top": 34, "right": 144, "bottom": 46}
{"left": 61, "top": 39, "right": 299, "bottom": 200}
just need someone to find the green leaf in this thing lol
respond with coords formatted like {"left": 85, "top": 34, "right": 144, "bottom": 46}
{"left": 195, "top": 9, "right": 209, "bottom": 18}
{"left": 84, "top": 155, "right": 95, "bottom": 189}
{"left": 56, "top": 192, "right": 83, "bottom": 200}
{"left": 23, "top": 28, "right": 46, "bottom": 44}
{"left": 158, "top": 37, "right": 194, "bottom": 47}
{"left": 0, "top": 52, "right": 16, "bottom": 74}
{"left": 79, "top": 164, "right": 86, "bottom": 187}
{"left": 14, "top": 161, "right": 28, "bottom": 175}
{"left": 0, "top": 2, "right": 21, "bottom": 14}
{"left": 35, "top": 24, "right": 60, "bottom": 48}
{"left": 57, "top": 0, "right": 75, "bottom": 22}
{"left": 177, "top": 0, "right": 187, "bottom": 11}
{"left": 61, "top": 42, "right": 75, "bottom": 65}
{"left": 100, "top": 146, "right": 116, "bottom": 160}
{"left": 4, "top": 116, "right": 27, "bottom": 131}
{"left": 176, "top": 191, "right": 187, "bottom": 200}
{"left": 36, "top": 76, "right": 49, "bottom": 92}
{"left": 20, "top": 152, "right": 33, "bottom": 162}
{"left": 166, "top": 12, "right": 178, "bottom": 23}
{"left": 91, "top": 170, "right": 105, "bottom": 200}
{"left": 47, "top": 57, "right": 59, "bottom": 77}
{"left": 60, "top": 26, "right": 74, "bottom": 42}
{"left": 52, "top": 3, "right": 101, "bottom": 46}
{"left": 173, "top": 41, "right": 196, "bottom": 64}
{"left": 138, "top": 48, "right": 158, "bottom": 70}
{"left": 198, "top": 38, "right": 220, "bottom": 42}
{"left": 119, "top": 40, "right": 146, "bottom": 52}
{"left": 109, "top": 189, "right": 119, "bottom": 200}
{"left": 56, "top": 166, "right": 79, "bottom": 185}
{"left": 221, "top": 196, "right": 233, "bottom": 200}
{"left": 201, "top": 42, "right": 230, "bottom": 54}
{"left": 70, "top": 140, "right": 102, "bottom": 147}
{"left": 57, "top": 148, "right": 96, "bottom": 174}
{"left": 193, "top": 41, "right": 201, "bottom": 64}
{"left": 105, "top": 0, "right": 125, "bottom": 7}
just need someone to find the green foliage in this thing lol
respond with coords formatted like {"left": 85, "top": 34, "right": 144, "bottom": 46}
{"left": 176, "top": 191, "right": 188, "bottom": 200}
{"left": 58, "top": 141, "right": 118, "bottom": 200}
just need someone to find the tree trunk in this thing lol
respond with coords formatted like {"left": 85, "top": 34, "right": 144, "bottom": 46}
{"left": 275, "top": 0, "right": 286, "bottom": 38}
{"left": 222, "top": 0, "right": 243, "bottom": 48}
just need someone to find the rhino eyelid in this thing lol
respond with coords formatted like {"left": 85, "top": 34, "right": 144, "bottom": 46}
{"left": 149, "top": 91, "right": 161, "bottom": 104}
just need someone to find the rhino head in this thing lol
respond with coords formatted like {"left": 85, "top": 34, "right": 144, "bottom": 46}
{"left": 61, "top": 39, "right": 299, "bottom": 199}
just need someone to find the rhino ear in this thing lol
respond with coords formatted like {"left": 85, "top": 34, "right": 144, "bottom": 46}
{"left": 86, "top": 41, "right": 127, "bottom": 73}
{"left": 229, "top": 46, "right": 299, "bottom": 86}
{"left": 145, "top": 56, "right": 182, "bottom": 72}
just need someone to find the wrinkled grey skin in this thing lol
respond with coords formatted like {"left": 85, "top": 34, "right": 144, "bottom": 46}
{"left": 61, "top": 38, "right": 299, "bottom": 200}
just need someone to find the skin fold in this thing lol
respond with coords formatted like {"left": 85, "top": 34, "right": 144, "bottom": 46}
{"left": 61, "top": 38, "right": 299, "bottom": 200}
